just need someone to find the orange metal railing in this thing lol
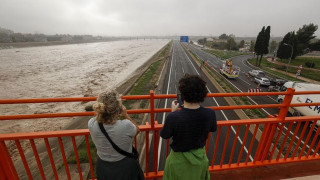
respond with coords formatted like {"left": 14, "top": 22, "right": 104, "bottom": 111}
{"left": 0, "top": 89, "right": 320, "bottom": 179}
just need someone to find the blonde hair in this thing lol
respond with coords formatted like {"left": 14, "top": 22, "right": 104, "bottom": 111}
{"left": 93, "top": 89, "right": 122, "bottom": 124}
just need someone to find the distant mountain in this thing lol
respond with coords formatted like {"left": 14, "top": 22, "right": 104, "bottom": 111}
{"left": 0, "top": 27, "right": 14, "bottom": 35}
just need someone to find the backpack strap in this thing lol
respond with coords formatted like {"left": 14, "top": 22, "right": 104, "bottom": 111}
{"left": 98, "top": 123, "right": 135, "bottom": 158}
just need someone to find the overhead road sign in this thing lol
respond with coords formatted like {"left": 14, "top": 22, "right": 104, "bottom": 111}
{"left": 180, "top": 36, "right": 189, "bottom": 42}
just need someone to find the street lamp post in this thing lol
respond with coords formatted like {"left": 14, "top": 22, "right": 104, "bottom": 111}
{"left": 284, "top": 43, "right": 293, "bottom": 74}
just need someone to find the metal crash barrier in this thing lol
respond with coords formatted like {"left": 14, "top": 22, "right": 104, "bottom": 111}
{"left": 0, "top": 88, "right": 320, "bottom": 179}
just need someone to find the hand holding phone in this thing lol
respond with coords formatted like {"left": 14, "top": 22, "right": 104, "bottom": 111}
{"left": 177, "top": 93, "right": 184, "bottom": 108}
{"left": 171, "top": 100, "right": 179, "bottom": 112}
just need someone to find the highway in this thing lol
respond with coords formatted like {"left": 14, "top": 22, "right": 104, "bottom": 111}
{"left": 186, "top": 44, "right": 320, "bottom": 161}
{"left": 150, "top": 41, "right": 259, "bottom": 171}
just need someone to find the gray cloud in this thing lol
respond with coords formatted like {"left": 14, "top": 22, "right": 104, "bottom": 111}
{"left": 1, "top": 0, "right": 319, "bottom": 37}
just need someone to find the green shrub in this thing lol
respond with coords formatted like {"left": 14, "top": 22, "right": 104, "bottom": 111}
{"left": 276, "top": 65, "right": 286, "bottom": 70}
{"left": 305, "top": 62, "right": 315, "bottom": 68}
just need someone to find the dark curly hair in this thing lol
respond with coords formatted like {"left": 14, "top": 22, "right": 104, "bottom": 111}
{"left": 178, "top": 74, "right": 208, "bottom": 103}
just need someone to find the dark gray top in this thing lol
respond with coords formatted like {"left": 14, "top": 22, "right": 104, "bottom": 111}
{"left": 160, "top": 106, "right": 217, "bottom": 152}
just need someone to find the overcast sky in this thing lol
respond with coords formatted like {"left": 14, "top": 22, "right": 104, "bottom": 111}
{"left": 1, "top": 0, "right": 319, "bottom": 37}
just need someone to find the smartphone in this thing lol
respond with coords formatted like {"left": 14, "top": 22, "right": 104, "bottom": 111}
{"left": 177, "top": 93, "right": 184, "bottom": 108}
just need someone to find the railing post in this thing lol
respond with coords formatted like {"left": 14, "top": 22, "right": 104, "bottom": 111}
{"left": 150, "top": 90, "right": 155, "bottom": 128}
{"left": 261, "top": 123, "right": 278, "bottom": 161}
{"left": 150, "top": 90, "right": 159, "bottom": 173}
{"left": 0, "top": 141, "right": 19, "bottom": 180}
{"left": 153, "top": 127, "right": 159, "bottom": 174}
{"left": 254, "top": 123, "right": 270, "bottom": 163}
{"left": 277, "top": 88, "right": 295, "bottom": 121}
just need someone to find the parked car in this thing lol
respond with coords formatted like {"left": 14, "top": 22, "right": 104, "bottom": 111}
{"left": 249, "top": 70, "right": 265, "bottom": 78}
{"left": 270, "top": 79, "right": 286, "bottom": 86}
{"left": 254, "top": 77, "right": 270, "bottom": 86}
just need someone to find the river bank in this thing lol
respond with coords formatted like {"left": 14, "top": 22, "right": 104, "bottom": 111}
{"left": 0, "top": 39, "right": 132, "bottom": 49}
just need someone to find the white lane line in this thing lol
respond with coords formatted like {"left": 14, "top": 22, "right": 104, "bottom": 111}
{"left": 181, "top": 44, "right": 254, "bottom": 161}
{"left": 241, "top": 59, "right": 253, "bottom": 69}
{"left": 238, "top": 77, "right": 251, "bottom": 85}
{"left": 158, "top": 43, "right": 174, "bottom": 167}
{"left": 196, "top": 48, "right": 223, "bottom": 66}
{"left": 267, "top": 95, "right": 278, "bottom": 102}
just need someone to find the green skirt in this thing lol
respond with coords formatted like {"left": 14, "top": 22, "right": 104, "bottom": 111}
{"left": 163, "top": 147, "right": 210, "bottom": 180}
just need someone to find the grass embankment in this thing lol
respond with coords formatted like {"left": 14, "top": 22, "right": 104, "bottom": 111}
{"left": 66, "top": 41, "right": 172, "bottom": 178}
{"left": 186, "top": 48, "right": 265, "bottom": 119}
{"left": 204, "top": 49, "right": 250, "bottom": 59}
{"left": 278, "top": 56, "right": 320, "bottom": 70}
{"left": 248, "top": 58, "right": 320, "bottom": 82}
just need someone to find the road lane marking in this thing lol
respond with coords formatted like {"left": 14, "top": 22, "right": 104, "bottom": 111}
{"left": 238, "top": 77, "right": 251, "bottom": 85}
{"left": 241, "top": 58, "right": 253, "bottom": 69}
{"left": 157, "top": 42, "right": 174, "bottom": 167}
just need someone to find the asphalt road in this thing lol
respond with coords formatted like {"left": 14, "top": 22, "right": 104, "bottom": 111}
{"left": 186, "top": 44, "right": 320, "bottom": 162}
{"left": 149, "top": 41, "right": 259, "bottom": 171}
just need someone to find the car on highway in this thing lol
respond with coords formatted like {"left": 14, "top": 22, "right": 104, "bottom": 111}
{"left": 267, "top": 85, "right": 281, "bottom": 92}
{"left": 270, "top": 78, "right": 286, "bottom": 86}
{"left": 248, "top": 70, "right": 265, "bottom": 78}
{"left": 254, "top": 77, "right": 270, "bottom": 86}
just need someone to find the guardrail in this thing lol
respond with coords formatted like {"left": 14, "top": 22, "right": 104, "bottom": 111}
{"left": 0, "top": 88, "right": 320, "bottom": 179}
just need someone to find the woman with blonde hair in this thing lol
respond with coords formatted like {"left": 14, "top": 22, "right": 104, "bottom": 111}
{"left": 88, "top": 89, "right": 144, "bottom": 180}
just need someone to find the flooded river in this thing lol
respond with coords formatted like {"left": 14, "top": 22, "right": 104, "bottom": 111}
{"left": 0, "top": 40, "right": 169, "bottom": 134}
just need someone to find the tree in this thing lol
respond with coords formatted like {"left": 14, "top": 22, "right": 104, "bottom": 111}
{"left": 296, "top": 23, "right": 318, "bottom": 55}
{"left": 0, "top": 32, "right": 12, "bottom": 43}
{"left": 226, "top": 37, "right": 238, "bottom": 50}
{"left": 310, "top": 40, "right": 320, "bottom": 51}
{"left": 238, "top": 40, "right": 245, "bottom": 48}
{"left": 197, "top": 38, "right": 207, "bottom": 45}
{"left": 254, "top": 26, "right": 271, "bottom": 67}
{"left": 277, "top": 31, "right": 298, "bottom": 60}
{"left": 277, "top": 33, "right": 291, "bottom": 59}
{"left": 254, "top": 26, "right": 265, "bottom": 66}
{"left": 259, "top": 26, "right": 271, "bottom": 66}
{"left": 219, "top": 33, "right": 228, "bottom": 40}
{"left": 249, "top": 41, "right": 255, "bottom": 52}
{"left": 211, "top": 42, "right": 227, "bottom": 50}
{"left": 269, "top": 40, "right": 278, "bottom": 54}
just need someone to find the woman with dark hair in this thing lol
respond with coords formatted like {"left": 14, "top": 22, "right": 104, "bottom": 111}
{"left": 160, "top": 74, "right": 217, "bottom": 180}
{"left": 88, "top": 89, "right": 144, "bottom": 180}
